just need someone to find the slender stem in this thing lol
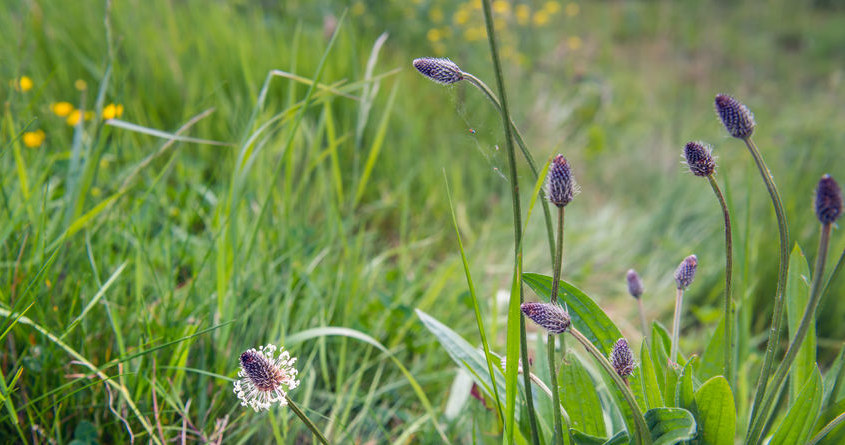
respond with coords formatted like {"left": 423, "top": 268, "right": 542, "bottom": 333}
{"left": 285, "top": 396, "right": 329, "bottom": 445}
{"left": 808, "top": 410, "right": 845, "bottom": 445}
{"left": 478, "top": 1, "right": 541, "bottom": 442}
{"left": 748, "top": 223, "right": 832, "bottom": 445}
{"left": 463, "top": 72, "right": 557, "bottom": 261}
{"left": 708, "top": 175, "right": 734, "bottom": 388}
{"left": 548, "top": 207, "right": 565, "bottom": 444}
{"left": 569, "top": 328, "right": 652, "bottom": 445}
{"left": 636, "top": 298, "right": 649, "bottom": 347}
{"left": 670, "top": 288, "right": 684, "bottom": 365}
{"left": 743, "top": 136, "right": 790, "bottom": 440}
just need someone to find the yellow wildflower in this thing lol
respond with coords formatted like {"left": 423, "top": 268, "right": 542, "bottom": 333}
{"left": 454, "top": 9, "right": 470, "bottom": 25}
{"left": 102, "top": 103, "right": 124, "bottom": 120}
{"left": 427, "top": 28, "right": 442, "bottom": 43}
{"left": 567, "top": 36, "right": 582, "bottom": 51}
{"left": 51, "top": 102, "right": 74, "bottom": 117}
{"left": 429, "top": 7, "right": 444, "bottom": 23}
{"left": 545, "top": 1, "right": 561, "bottom": 14}
{"left": 565, "top": 2, "right": 580, "bottom": 17}
{"left": 464, "top": 26, "right": 486, "bottom": 42}
{"left": 67, "top": 110, "right": 83, "bottom": 126}
{"left": 16, "top": 76, "right": 34, "bottom": 92}
{"left": 90, "top": 187, "right": 102, "bottom": 197}
{"left": 533, "top": 11, "right": 550, "bottom": 26}
{"left": 516, "top": 5, "right": 530, "bottom": 25}
{"left": 493, "top": 1, "right": 510, "bottom": 15}
{"left": 471, "top": 0, "right": 482, "bottom": 10}
{"left": 23, "top": 130, "right": 46, "bottom": 148}
{"left": 74, "top": 79, "right": 88, "bottom": 91}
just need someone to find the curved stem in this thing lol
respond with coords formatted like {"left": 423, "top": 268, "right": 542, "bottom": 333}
{"left": 286, "top": 395, "right": 330, "bottom": 445}
{"left": 548, "top": 207, "right": 565, "bottom": 444}
{"left": 748, "top": 223, "right": 832, "bottom": 445}
{"left": 708, "top": 175, "right": 734, "bottom": 388}
{"left": 744, "top": 136, "right": 790, "bottom": 440}
{"left": 569, "top": 327, "right": 652, "bottom": 445}
{"left": 463, "top": 73, "right": 557, "bottom": 261}
{"left": 670, "top": 288, "right": 684, "bottom": 365}
{"left": 478, "top": 1, "right": 541, "bottom": 442}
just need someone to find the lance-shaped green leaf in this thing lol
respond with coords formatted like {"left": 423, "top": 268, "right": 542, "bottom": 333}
{"left": 569, "top": 429, "right": 629, "bottom": 445}
{"left": 559, "top": 355, "right": 607, "bottom": 437}
{"left": 639, "top": 341, "right": 664, "bottom": 410}
{"left": 786, "top": 244, "right": 816, "bottom": 402}
{"left": 770, "top": 367, "right": 822, "bottom": 445}
{"left": 643, "top": 407, "right": 696, "bottom": 445}
{"left": 694, "top": 376, "right": 736, "bottom": 445}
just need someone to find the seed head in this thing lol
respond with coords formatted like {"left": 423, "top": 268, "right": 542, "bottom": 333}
{"left": 715, "top": 94, "right": 755, "bottom": 139}
{"left": 683, "top": 141, "right": 716, "bottom": 177}
{"left": 545, "top": 155, "right": 579, "bottom": 207}
{"left": 674, "top": 255, "right": 698, "bottom": 290}
{"left": 816, "top": 174, "right": 843, "bottom": 225}
{"left": 626, "top": 269, "right": 644, "bottom": 299}
{"left": 610, "top": 338, "right": 636, "bottom": 377}
{"left": 234, "top": 344, "right": 300, "bottom": 412}
{"left": 521, "top": 302, "right": 571, "bottom": 334}
{"left": 412, "top": 57, "right": 464, "bottom": 85}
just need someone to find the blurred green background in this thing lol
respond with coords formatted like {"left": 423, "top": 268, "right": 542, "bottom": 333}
{"left": 2, "top": 0, "right": 844, "bottom": 442}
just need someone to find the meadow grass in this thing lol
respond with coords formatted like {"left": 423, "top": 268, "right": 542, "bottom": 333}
{"left": 2, "top": 0, "right": 845, "bottom": 442}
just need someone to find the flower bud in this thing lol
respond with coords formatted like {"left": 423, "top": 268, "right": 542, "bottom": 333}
{"left": 715, "top": 94, "right": 755, "bottom": 139}
{"left": 674, "top": 255, "right": 698, "bottom": 290}
{"left": 545, "top": 155, "right": 578, "bottom": 207}
{"left": 412, "top": 57, "right": 464, "bottom": 85}
{"left": 626, "top": 269, "right": 644, "bottom": 299}
{"left": 683, "top": 141, "right": 716, "bottom": 177}
{"left": 816, "top": 174, "right": 843, "bottom": 225}
{"left": 610, "top": 338, "right": 636, "bottom": 377}
{"left": 521, "top": 302, "right": 571, "bottom": 334}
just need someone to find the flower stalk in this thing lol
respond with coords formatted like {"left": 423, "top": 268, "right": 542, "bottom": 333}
{"left": 548, "top": 205, "right": 566, "bottom": 444}
{"left": 706, "top": 175, "right": 734, "bottom": 387}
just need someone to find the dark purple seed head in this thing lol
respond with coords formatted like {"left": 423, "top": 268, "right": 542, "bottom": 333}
{"left": 240, "top": 350, "right": 283, "bottom": 392}
{"left": 611, "top": 338, "right": 636, "bottom": 377}
{"left": 816, "top": 174, "right": 842, "bottom": 225}
{"left": 715, "top": 94, "right": 755, "bottom": 139}
{"left": 412, "top": 57, "right": 464, "bottom": 85}
{"left": 683, "top": 141, "right": 716, "bottom": 177}
{"left": 546, "top": 155, "right": 578, "bottom": 207}
{"left": 674, "top": 255, "right": 698, "bottom": 290}
{"left": 626, "top": 269, "right": 644, "bottom": 299}
{"left": 520, "top": 302, "right": 571, "bottom": 334}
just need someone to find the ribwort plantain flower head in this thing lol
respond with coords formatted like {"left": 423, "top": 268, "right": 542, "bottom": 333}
{"left": 683, "top": 141, "right": 716, "bottom": 177}
{"left": 626, "top": 269, "right": 644, "bottom": 299}
{"left": 674, "top": 255, "right": 698, "bottom": 290}
{"left": 610, "top": 338, "right": 636, "bottom": 377}
{"left": 816, "top": 174, "right": 842, "bottom": 225}
{"left": 234, "top": 344, "right": 300, "bottom": 412}
{"left": 412, "top": 57, "right": 464, "bottom": 85}
{"left": 715, "top": 94, "right": 755, "bottom": 139}
{"left": 546, "top": 155, "right": 579, "bottom": 207}
{"left": 521, "top": 302, "right": 571, "bottom": 334}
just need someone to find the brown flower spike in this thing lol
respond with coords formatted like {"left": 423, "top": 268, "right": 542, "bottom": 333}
{"left": 412, "top": 57, "right": 464, "bottom": 85}
{"left": 546, "top": 154, "right": 578, "bottom": 207}
{"left": 674, "top": 255, "right": 698, "bottom": 290}
{"left": 521, "top": 302, "right": 571, "bottom": 334}
{"left": 683, "top": 141, "right": 716, "bottom": 177}
{"left": 626, "top": 269, "right": 644, "bottom": 299}
{"left": 815, "top": 174, "right": 842, "bottom": 225}
{"left": 611, "top": 338, "right": 636, "bottom": 377}
{"left": 715, "top": 94, "right": 755, "bottom": 139}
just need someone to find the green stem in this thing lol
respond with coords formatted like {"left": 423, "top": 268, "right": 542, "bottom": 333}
{"left": 748, "top": 223, "right": 832, "bottom": 445}
{"left": 285, "top": 395, "right": 329, "bottom": 445}
{"left": 463, "top": 73, "right": 556, "bottom": 261}
{"left": 636, "top": 298, "right": 649, "bottom": 347}
{"left": 670, "top": 287, "right": 684, "bottom": 365}
{"left": 569, "top": 327, "right": 652, "bottom": 445}
{"left": 707, "top": 175, "right": 734, "bottom": 388}
{"left": 548, "top": 207, "right": 565, "bottom": 444}
{"left": 478, "top": 1, "right": 541, "bottom": 443}
{"left": 808, "top": 410, "right": 845, "bottom": 445}
{"left": 744, "top": 136, "right": 790, "bottom": 441}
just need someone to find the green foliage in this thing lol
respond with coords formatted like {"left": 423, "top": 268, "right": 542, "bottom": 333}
{"left": 694, "top": 376, "right": 736, "bottom": 445}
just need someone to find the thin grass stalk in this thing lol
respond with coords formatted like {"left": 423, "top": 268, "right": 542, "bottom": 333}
{"left": 548, "top": 207, "right": 565, "bottom": 444}
{"left": 670, "top": 287, "right": 684, "bottom": 365}
{"left": 285, "top": 395, "right": 329, "bottom": 445}
{"left": 808, "top": 411, "right": 845, "bottom": 445}
{"left": 743, "top": 136, "right": 791, "bottom": 437}
{"left": 707, "top": 175, "right": 734, "bottom": 387}
{"left": 478, "top": 1, "right": 541, "bottom": 442}
{"left": 748, "top": 223, "right": 832, "bottom": 445}
{"left": 462, "top": 72, "right": 556, "bottom": 260}
{"left": 568, "top": 327, "right": 652, "bottom": 445}
{"left": 636, "top": 298, "right": 649, "bottom": 346}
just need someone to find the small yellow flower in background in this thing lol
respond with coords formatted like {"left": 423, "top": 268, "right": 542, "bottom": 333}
{"left": 16, "top": 76, "right": 34, "bottom": 92}
{"left": 429, "top": 7, "right": 444, "bottom": 23}
{"left": 67, "top": 110, "right": 83, "bottom": 126}
{"left": 453, "top": 9, "right": 470, "bottom": 25}
{"left": 464, "top": 26, "right": 486, "bottom": 42}
{"left": 427, "top": 28, "right": 442, "bottom": 43}
{"left": 23, "top": 130, "right": 46, "bottom": 148}
{"left": 471, "top": 0, "right": 482, "bottom": 10}
{"left": 102, "top": 103, "right": 124, "bottom": 120}
{"left": 516, "top": 5, "right": 530, "bottom": 25}
{"left": 90, "top": 187, "right": 102, "bottom": 197}
{"left": 567, "top": 36, "right": 583, "bottom": 51}
{"left": 351, "top": 1, "right": 365, "bottom": 16}
{"left": 493, "top": 0, "right": 511, "bottom": 15}
{"left": 533, "top": 10, "right": 550, "bottom": 26}
{"left": 566, "top": 2, "right": 580, "bottom": 17}
{"left": 74, "top": 79, "right": 88, "bottom": 91}
{"left": 51, "top": 102, "right": 74, "bottom": 117}
{"left": 545, "top": 1, "right": 561, "bottom": 14}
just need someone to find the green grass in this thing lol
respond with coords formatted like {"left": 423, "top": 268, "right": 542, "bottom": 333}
{"left": 2, "top": 0, "right": 844, "bottom": 442}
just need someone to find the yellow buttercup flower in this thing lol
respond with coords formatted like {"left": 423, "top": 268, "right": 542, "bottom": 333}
{"left": 427, "top": 28, "right": 442, "bottom": 43}
{"left": 102, "top": 103, "right": 124, "bottom": 120}
{"left": 493, "top": 1, "right": 511, "bottom": 15}
{"left": 429, "top": 7, "right": 444, "bottom": 23}
{"left": 16, "top": 76, "right": 34, "bottom": 92}
{"left": 533, "top": 11, "right": 550, "bottom": 26}
{"left": 23, "top": 130, "right": 46, "bottom": 148}
{"left": 453, "top": 9, "right": 470, "bottom": 25}
{"left": 74, "top": 79, "right": 88, "bottom": 91}
{"left": 545, "top": 1, "right": 561, "bottom": 14}
{"left": 567, "top": 36, "right": 583, "bottom": 51}
{"left": 516, "top": 5, "right": 530, "bottom": 25}
{"left": 67, "top": 110, "right": 83, "bottom": 126}
{"left": 51, "top": 102, "right": 74, "bottom": 117}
